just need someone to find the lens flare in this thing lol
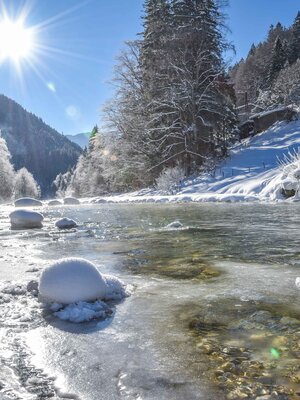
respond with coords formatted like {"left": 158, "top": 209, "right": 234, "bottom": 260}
{"left": 0, "top": 17, "right": 35, "bottom": 62}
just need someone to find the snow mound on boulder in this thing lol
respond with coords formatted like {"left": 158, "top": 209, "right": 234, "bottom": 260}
{"left": 51, "top": 300, "right": 110, "bottom": 323}
{"left": 281, "top": 179, "right": 298, "bottom": 191}
{"left": 55, "top": 217, "right": 77, "bottom": 229}
{"left": 63, "top": 197, "right": 80, "bottom": 205}
{"left": 293, "top": 168, "right": 300, "bottom": 180}
{"left": 39, "top": 258, "right": 107, "bottom": 304}
{"left": 166, "top": 220, "right": 183, "bottom": 229}
{"left": 15, "top": 197, "right": 43, "bottom": 207}
{"left": 10, "top": 210, "right": 44, "bottom": 229}
{"left": 296, "top": 277, "right": 300, "bottom": 289}
{"left": 104, "top": 274, "right": 128, "bottom": 300}
{"left": 48, "top": 200, "right": 62, "bottom": 206}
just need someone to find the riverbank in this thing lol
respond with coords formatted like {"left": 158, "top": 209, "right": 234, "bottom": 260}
{"left": 85, "top": 119, "right": 300, "bottom": 205}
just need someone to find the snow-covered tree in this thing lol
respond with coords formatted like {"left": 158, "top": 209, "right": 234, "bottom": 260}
{"left": 155, "top": 165, "right": 185, "bottom": 193}
{"left": 67, "top": 132, "right": 108, "bottom": 197}
{"left": 0, "top": 137, "right": 15, "bottom": 201}
{"left": 14, "top": 167, "right": 40, "bottom": 199}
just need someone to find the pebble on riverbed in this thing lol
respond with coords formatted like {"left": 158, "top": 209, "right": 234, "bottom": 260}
{"left": 183, "top": 297, "right": 300, "bottom": 399}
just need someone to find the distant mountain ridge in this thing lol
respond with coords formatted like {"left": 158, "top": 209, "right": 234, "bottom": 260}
{"left": 66, "top": 132, "right": 90, "bottom": 149}
{"left": 0, "top": 94, "right": 82, "bottom": 196}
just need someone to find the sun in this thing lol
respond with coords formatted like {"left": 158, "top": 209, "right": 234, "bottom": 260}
{"left": 0, "top": 17, "right": 35, "bottom": 63}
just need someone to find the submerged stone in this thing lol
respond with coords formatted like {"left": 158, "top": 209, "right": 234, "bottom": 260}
{"left": 126, "top": 255, "right": 221, "bottom": 281}
{"left": 180, "top": 297, "right": 300, "bottom": 398}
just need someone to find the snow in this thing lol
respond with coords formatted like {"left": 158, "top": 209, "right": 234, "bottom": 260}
{"left": 63, "top": 197, "right": 80, "bottom": 205}
{"left": 39, "top": 258, "right": 107, "bottom": 304}
{"left": 281, "top": 179, "right": 298, "bottom": 191}
{"left": 52, "top": 300, "right": 110, "bottom": 323}
{"left": 48, "top": 200, "right": 62, "bottom": 206}
{"left": 38, "top": 258, "right": 128, "bottom": 322}
{"left": 88, "top": 119, "right": 300, "bottom": 204}
{"left": 55, "top": 217, "right": 77, "bottom": 229}
{"left": 9, "top": 210, "right": 44, "bottom": 229}
{"left": 103, "top": 274, "right": 128, "bottom": 301}
{"left": 293, "top": 168, "right": 300, "bottom": 180}
{"left": 14, "top": 197, "right": 43, "bottom": 207}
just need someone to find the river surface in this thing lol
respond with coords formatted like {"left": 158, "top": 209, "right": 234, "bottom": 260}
{"left": 0, "top": 203, "right": 300, "bottom": 400}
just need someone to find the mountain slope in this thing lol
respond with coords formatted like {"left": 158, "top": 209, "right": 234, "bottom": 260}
{"left": 0, "top": 94, "right": 82, "bottom": 196}
{"left": 66, "top": 132, "right": 90, "bottom": 149}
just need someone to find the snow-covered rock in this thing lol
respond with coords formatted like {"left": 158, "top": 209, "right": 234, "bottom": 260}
{"left": 48, "top": 200, "right": 62, "bottom": 206}
{"left": 10, "top": 210, "right": 44, "bottom": 229}
{"left": 293, "top": 168, "right": 300, "bottom": 180}
{"left": 281, "top": 179, "right": 298, "bottom": 191}
{"left": 15, "top": 197, "right": 43, "bottom": 207}
{"left": 63, "top": 197, "right": 80, "bottom": 205}
{"left": 39, "top": 258, "right": 108, "bottom": 304}
{"left": 296, "top": 277, "right": 300, "bottom": 289}
{"left": 55, "top": 217, "right": 77, "bottom": 229}
{"left": 166, "top": 220, "right": 184, "bottom": 229}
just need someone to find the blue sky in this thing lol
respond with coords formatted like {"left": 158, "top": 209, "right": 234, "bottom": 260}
{"left": 0, "top": 0, "right": 299, "bottom": 136}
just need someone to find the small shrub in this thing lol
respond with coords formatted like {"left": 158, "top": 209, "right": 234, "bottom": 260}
{"left": 155, "top": 166, "right": 186, "bottom": 193}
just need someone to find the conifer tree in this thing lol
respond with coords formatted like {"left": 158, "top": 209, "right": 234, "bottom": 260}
{"left": 289, "top": 11, "right": 300, "bottom": 64}
{"left": 267, "top": 36, "right": 287, "bottom": 86}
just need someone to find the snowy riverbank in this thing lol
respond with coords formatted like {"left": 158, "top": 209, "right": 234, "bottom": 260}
{"left": 86, "top": 119, "right": 300, "bottom": 204}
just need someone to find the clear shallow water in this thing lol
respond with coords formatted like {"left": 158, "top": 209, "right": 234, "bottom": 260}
{"left": 0, "top": 203, "right": 300, "bottom": 399}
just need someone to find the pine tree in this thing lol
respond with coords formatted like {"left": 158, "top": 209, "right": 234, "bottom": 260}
{"left": 267, "top": 36, "right": 287, "bottom": 86}
{"left": 289, "top": 11, "right": 300, "bottom": 64}
{"left": 141, "top": 0, "right": 171, "bottom": 92}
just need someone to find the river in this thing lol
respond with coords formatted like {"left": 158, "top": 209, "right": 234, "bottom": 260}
{"left": 0, "top": 203, "right": 299, "bottom": 400}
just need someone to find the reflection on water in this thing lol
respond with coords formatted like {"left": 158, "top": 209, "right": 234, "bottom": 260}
{"left": 0, "top": 202, "right": 300, "bottom": 399}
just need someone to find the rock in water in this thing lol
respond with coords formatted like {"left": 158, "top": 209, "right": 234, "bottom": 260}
{"left": 39, "top": 258, "right": 107, "bottom": 304}
{"left": 14, "top": 197, "right": 43, "bottom": 207}
{"left": 48, "top": 200, "right": 62, "bottom": 206}
{"left": 10, "top": 210, "right": 44, "bottom": 229}
{"left": 55, "top": 217, "right": 77, "bottom": 229}
{"left": 166, "top": 220, "right": 184, "bottom": 229}
{"left": 63, "top": 197, "right": 80, "bottom": 205}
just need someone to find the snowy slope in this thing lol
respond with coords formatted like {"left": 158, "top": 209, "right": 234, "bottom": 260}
{"left": 177, "top": 119, "right": 300, "bottom": 201}
{"left": 90, "top": 119, "right": 300, "bottom": 203}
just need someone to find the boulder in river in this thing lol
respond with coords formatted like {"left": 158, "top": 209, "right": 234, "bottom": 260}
{"left": 10, "top": 210, "right": 44, "bottom": 229}
{"left": 14, "top": 197, "right": 43, "bottom": 207}
{"left": 63, "top": 197, "right": 80, "bottom": 205}
{"left": 55, "top": 217, "right": 77, "bottom": 229}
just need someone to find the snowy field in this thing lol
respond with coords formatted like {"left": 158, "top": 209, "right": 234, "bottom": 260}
{"left": 87, "top": 119, "right": 300, "bottom": 204}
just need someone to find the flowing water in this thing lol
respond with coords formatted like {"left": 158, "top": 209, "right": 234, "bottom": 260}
{"left": 0, "top": 202, "right": 300, "bottom": 400}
